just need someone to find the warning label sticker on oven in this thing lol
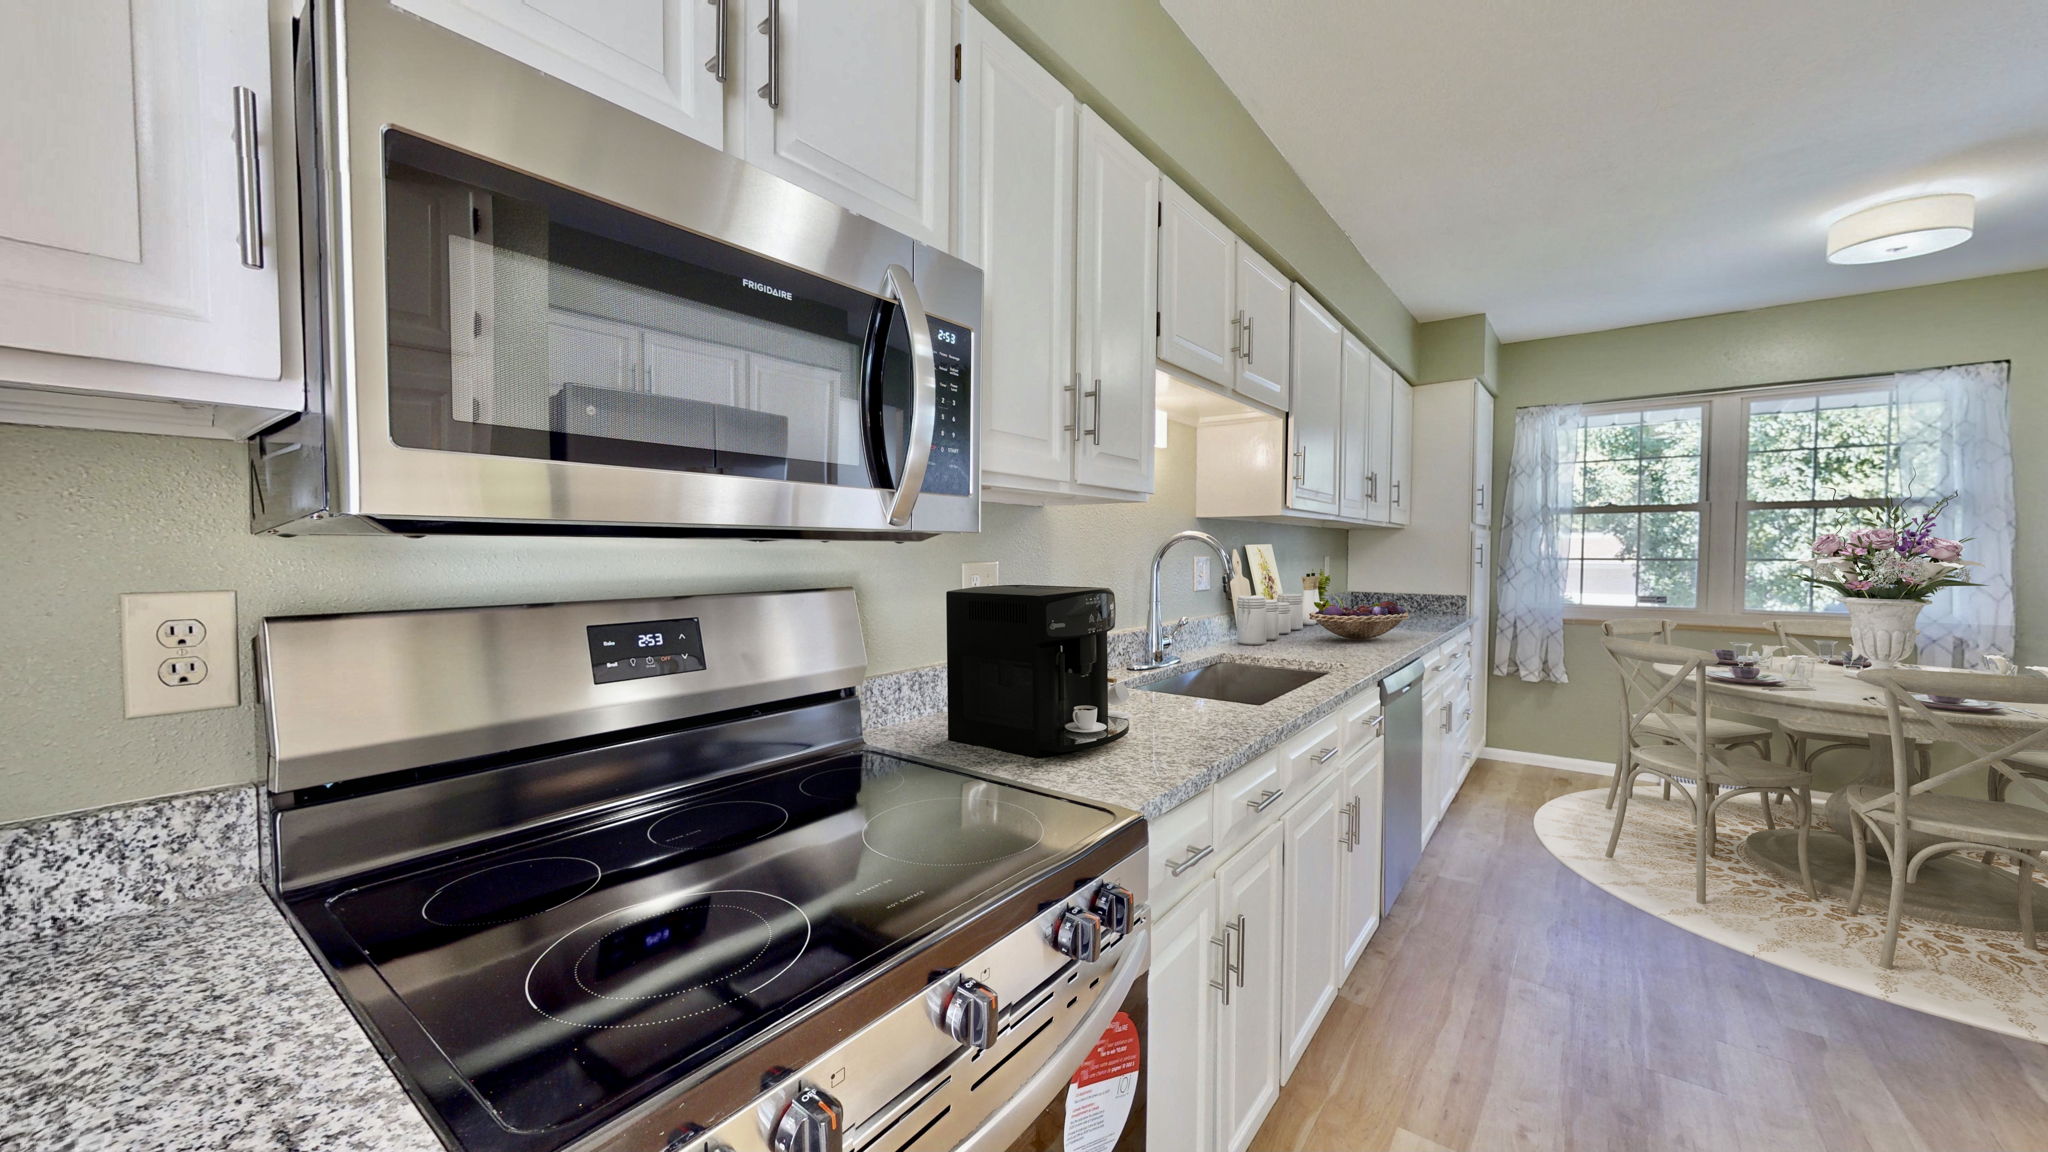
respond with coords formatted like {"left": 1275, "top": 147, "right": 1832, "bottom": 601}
{"left": 1064, "top": 1011, "right": 1140, "bottom": 1152}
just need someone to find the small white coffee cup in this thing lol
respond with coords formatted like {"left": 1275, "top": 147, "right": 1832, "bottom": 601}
{"left": 1072, "top": 706, "right": 1099, "bottom": 729}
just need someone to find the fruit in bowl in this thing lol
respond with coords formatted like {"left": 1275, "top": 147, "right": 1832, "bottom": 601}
{"left": 1317, "top": 600, "right": 1404, "bottom": 617}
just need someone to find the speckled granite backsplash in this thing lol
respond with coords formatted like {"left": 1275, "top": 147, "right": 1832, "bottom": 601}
{"left": 0, "top": 785, "right": 255, "bottom": 948}
{"left": 859, "top": 612, "right": 1236, "bottom": 728}
{"left": 1341, "top": 591, "right": 1469, "bottom": 616}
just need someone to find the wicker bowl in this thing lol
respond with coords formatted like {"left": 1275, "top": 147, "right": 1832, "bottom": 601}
{"left": 1310, "top": 612, "right": 1409, "bottom": 640}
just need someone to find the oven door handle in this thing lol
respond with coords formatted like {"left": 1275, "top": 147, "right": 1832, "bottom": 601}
{"left": 879, "top": 263, "right": 937, "bottom": 528}
{"left": 950, "top": 926, "right": 1148, "bottom": 1152}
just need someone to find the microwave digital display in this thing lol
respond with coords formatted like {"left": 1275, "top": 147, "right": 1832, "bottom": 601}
{"left": 586, "top": 618, "right": 705, "bottom": 684}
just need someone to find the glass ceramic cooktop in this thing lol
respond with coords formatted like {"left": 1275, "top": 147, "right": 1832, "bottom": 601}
{"left": 316, "top": 752, "right": 1115, "bottom": 1134}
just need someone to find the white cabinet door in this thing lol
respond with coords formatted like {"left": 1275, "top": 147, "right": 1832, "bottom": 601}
{"left": 1214, "top": 822, "right": 1284, "bottom": 1152}
{"left": 393, "top": 0, "right": 726, "bottom": 149}
{"left": 1279, "top": 772, "right": 1343, "bottom": 1079}
{"left": 1148, "top": 885, "right": 1220, "bottom": 1152}
{"left": 1389, "top": 375, "right": 1414, "bottom": 525}
{"left": 1421, "top": 685, "right": 1448, "bottom": 835}
{"left": 1156, "top": 177, "right": 1235, "bottom": 388}
{"left": 642, "top": 331, "right": 745, "bottom": 405}
{"left": 0, "top": 0, "right": 280, "bottom": 379}
{"left": 1233, "top": 246, "right": 1291, "bottom": 410}
{"left": 1366, "top": 354, "right": 1397, "bottom": 524}
{"left": 1073, "top": 108, "right": 1158, "bottom": 495}
{"left": 1341, "top": 742, "right": 1385, "bottom": 970}
{"left": 741, "top": 0, "right": 952, "bottom": 247}
{"left": 1285, "top": 286, "right": 1340, "bottom": 515}
{"left": 1472, "top": 383, "right": 1496, "bottom": 527}
{"left": 957, "top": 11, "right": 1075, "bottom": 487}
{"left": 547, "top": 311, "right": 638, "bottom": 393}
{"left": 1338, "top": 331, "right": 1374, "bottom": 522}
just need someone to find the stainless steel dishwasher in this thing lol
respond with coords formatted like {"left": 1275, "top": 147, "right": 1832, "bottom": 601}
{"left": 1379, "top": 658, "right": 1426, "bottom": 915}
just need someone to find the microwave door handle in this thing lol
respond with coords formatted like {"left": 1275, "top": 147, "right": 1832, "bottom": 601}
{"left": 879, "top": 263, "right": 937, "bottom": 528}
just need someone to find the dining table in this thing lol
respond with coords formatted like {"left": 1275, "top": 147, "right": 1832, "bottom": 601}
{"left": 1693, "top": 660, "right": 2048, "bottom": 931}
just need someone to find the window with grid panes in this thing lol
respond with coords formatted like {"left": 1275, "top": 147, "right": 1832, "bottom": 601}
{"left": 1564, "top": 405, "right": 1705, "bottom": 609}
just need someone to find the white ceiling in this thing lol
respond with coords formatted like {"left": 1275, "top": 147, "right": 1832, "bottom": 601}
{"left": 1160, "top": 0, "right": 2048, "bottom": 341}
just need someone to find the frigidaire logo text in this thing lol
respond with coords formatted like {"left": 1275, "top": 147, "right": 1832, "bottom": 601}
{"left": 742, "top": 278, "right": 795, "bottom": 301}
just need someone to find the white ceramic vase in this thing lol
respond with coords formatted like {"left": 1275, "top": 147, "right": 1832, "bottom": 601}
{"left": 1843, "top": 598, "right": 1925, "bottom": 669}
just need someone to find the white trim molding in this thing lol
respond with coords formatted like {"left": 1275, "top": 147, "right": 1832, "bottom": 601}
{"left": 1480, "top": 746, "right": 1611, "bottom": 777}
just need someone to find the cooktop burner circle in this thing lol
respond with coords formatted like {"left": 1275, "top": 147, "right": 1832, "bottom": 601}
{"left": 525, "top": 889, "right": 812, "bottom": 1030}
{"left": 798, "top": 763, "right": 907, "bottom": 800}
{"left": 646, "top": 800, "right": 790, "bottom": 852}
{"left": 861, "top": 796, "right": 1046, "bottom": 867}
{"left": 420, "top": 856, "right": 603, "bottom": 927}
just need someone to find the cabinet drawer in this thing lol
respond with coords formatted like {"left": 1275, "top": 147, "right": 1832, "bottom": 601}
{"left": 1339, "top": 693, "right": 1383, "bottom": 765}
{"left": 1281, "top": 714, "right": 1346, "bottom": 792}
{"left": 1148, "top": 790, "right": 1220, "bottom": 914}
{"left": 1213, "top": 750, "right": 1285, "bottom": 852}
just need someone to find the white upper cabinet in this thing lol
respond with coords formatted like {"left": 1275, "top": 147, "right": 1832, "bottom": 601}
{"left": 741, "top": 0, "right": 952, "bottom": 248}
{"left": 1472, "top": 383, "right": 1496, "bottom": 527}
{"left": 1389, "top": 374, "right": 1414, "bottom": 525}
{"left": 1338, "top": 333, "right": 1375, "bottom": 522}
{"left": 957, "top": 10, "right": 1075, "bottom": 489}
{"left": 1072, "top": 107, "right": 1159, "bottom": 495}
{"left": 1233, "top": 247, "right": 1290, "bottom": 410}
{"left": 1286, "top": 287, "right": 1340, "bottom": 514}
{"left": 0, "top": 0, "right": 295, "bottom": 435}
{"left": 1156, "top": 177, "right": 1237, "bottom": 387}
{"left": 1366, "top": 354, "right": 1397, "bottom": 524}
{"left": 393, "top": 0, "right": 727, "bottom": 149}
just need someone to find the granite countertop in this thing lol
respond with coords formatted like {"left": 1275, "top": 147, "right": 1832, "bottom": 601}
{"left": 0, "top": 884, "right": 441, "bottom": 1152}
{"left": 863, "top": 615, "right": 1473, "bottom": 818}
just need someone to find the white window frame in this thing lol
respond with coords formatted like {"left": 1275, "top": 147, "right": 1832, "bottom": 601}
{"left": 1566, "top": 374, "right": 1899, "bottom": 627}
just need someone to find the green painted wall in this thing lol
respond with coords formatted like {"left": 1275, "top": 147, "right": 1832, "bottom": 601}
{"left": 974, "top": 0, "right": 1418, "bottom": 378}
{"left": 1485, "top": 268, "right": 2048, "bottom": 784}
{"left": 1416, "top": 314, "right": 1499, "bottom": 386}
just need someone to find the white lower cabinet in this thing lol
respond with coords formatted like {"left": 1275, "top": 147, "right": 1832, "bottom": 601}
{"left": 1278, "top": 772, "right": 1343, "bottom": 1079}
{"left": 1213, "top": 819, "right": 1285, "bottom": 1152}
{"left": 1147, "top": 883, "right": 1219, "bottom": 1152}
{"left": 1341, "top": 739, "right": 1386, "bottom": 970}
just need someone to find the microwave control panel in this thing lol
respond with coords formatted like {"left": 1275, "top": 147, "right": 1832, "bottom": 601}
{"left": 924, "top": 319, "right": 972, "bottom": 496}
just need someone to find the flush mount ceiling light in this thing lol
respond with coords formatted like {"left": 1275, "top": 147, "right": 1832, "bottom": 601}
{"left": 1826, "top": 193, "right": 1975, "bottom": 264}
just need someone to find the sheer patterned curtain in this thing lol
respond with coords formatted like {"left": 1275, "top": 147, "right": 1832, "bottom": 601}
{"left": 1895, "top": 361, "right": 2015, "bottom": 663}
{"left": 1494, "top": 403, "right": 1581, "bottom": 682}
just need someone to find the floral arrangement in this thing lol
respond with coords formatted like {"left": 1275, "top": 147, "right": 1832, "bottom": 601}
{"left": 1803, "top": 495, "right": 1975, "bottom": 601}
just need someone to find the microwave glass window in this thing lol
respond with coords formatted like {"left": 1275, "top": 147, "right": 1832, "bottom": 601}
{"left": 379, "top": 131, "right": 968, "bottom": 496}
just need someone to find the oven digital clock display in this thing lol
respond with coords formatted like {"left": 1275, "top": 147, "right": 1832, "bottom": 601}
{"left": 586, "top": 618, "right": 706, "bottom": 684}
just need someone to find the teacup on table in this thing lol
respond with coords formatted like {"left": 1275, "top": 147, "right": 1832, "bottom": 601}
{"left": 1730, "top": 664, "right": 1762, "bottom": 681}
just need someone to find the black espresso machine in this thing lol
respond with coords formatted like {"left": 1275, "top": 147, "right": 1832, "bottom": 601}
{"left": 947, "top": 585, "right": 1131, "bottom": 756}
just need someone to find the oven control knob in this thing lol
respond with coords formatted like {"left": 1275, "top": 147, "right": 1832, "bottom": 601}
{"left": 770, "top": 1085, "right": 843, "bottom": 1152}
{"left": 1049, "top": 908, "right": 1104, "bottom": 962}
{"left": 939, "top": 977, "right": 999, "bottom": 1049}
{"left": 1090, "top": 883, "right": 1135, "bottom": 935}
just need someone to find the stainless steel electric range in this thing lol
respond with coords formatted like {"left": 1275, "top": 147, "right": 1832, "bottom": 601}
{"left": 258, "top": 589, "right": 1147, "bottom": 1152}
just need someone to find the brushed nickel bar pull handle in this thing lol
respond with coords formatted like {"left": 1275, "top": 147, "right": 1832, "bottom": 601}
{"left": 1292, "top": 445, "right": 1307, "bottom": 486}
{"left": 755, "top": 0, "right": 779, "bottom": 107}
{"left": 1248, "top": 788, "right": 1285, "bottom": 813}
{"left": 1392, "top": 479, "right": 1402, "bottom": 505}
{"left": 1209, "top": 931, "right": 1232, "bottom": 1005}
{"left": 1245, "top": 315, "right": 1255, "bottom": 364}
{"left": 232, "top": 86, "right": 264, "bottom": 269}
{"left": 1233, "top": 913, "right": 1248, "bottom": 987}
{"left": 1312, "top": 745, "right": 1341, "bottom": 765}
{"left": 1064, "top": 374, "right": 1080, "bottom": 442}
{"left": 1168, "top": 843, "right": 1214, "bottom": 877}
{"left": 1083, "top": 379, "right": 1102, "bottom": 445}
{"left": 1231, "top": 311, "right": 1243, "bottom": 359}
{"left": 705, "top": 0, "right": 728, "bottom": 81}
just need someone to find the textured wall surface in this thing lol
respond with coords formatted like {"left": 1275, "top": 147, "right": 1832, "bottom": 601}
{"left": 1485, "top": 268, "right": 2048, "bottom": 766}
{"left": 0, "top": 422, "right": 1348, "bottom": 822}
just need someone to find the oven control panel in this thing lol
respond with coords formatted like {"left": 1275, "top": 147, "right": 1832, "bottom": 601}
{"left": 586, "top": 618, "right": 706, "bottom": 685}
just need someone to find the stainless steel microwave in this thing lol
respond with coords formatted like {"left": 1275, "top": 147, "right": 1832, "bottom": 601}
{"left": 252, "top": 0, "right": 979, "bottom": 539}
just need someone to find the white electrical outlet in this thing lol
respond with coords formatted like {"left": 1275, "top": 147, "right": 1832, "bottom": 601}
{"left": 121, "top": 591, "right": 238, "bottom": 718}
{"left": 1193, "top": 557, "right": 1213, "bottom": 591}
{"left": 961, "top": 562, "right": 1000, "bottom": 588}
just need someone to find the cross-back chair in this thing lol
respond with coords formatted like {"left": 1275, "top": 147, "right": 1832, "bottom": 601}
{"left": 1850, "top": 669, "right": 2048, "bottom": 968}
{"left": 1600, "top": 620, "right": 1776, "bottom": 811}
{"left": 1602, "top": 637, "right": 1816, "bottom": 904}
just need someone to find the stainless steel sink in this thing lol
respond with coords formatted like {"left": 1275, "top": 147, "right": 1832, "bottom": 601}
{"left": 1136, "top": 661, "right": 1327, "bottom": 706}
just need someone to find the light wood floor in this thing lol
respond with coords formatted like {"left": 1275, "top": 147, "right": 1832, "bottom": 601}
{"left": 1251, "top": 759, "right": 2048, "bottom": 1152}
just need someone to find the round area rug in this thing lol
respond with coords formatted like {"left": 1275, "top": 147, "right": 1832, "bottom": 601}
{"left": 1534, "top": 783, "right": 2048, "bottom": 1042}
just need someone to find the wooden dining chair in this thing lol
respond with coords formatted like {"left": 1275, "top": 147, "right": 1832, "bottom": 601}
{"left": 1600, "top": 619, "right": 1776, "bottom": 810}
{"left": 1602, "top": 637, "right": 1816, "bottom": 904}
{"left": 1849, "top": 670, "right": 2048, "bottom": 967}
{"left": 1772, "top": 619, "right": 1932, "bottom": 777}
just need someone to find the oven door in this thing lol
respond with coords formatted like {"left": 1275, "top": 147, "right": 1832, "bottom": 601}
{"left": 287, "top": 0, "right": 978, "bottom": 538}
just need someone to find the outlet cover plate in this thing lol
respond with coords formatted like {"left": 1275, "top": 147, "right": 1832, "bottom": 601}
{"left": 121, "top": 591, "right": 239, "bottom": 718}
{"left": 961, "top": 562, "right": 1000, "bottom": 588}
